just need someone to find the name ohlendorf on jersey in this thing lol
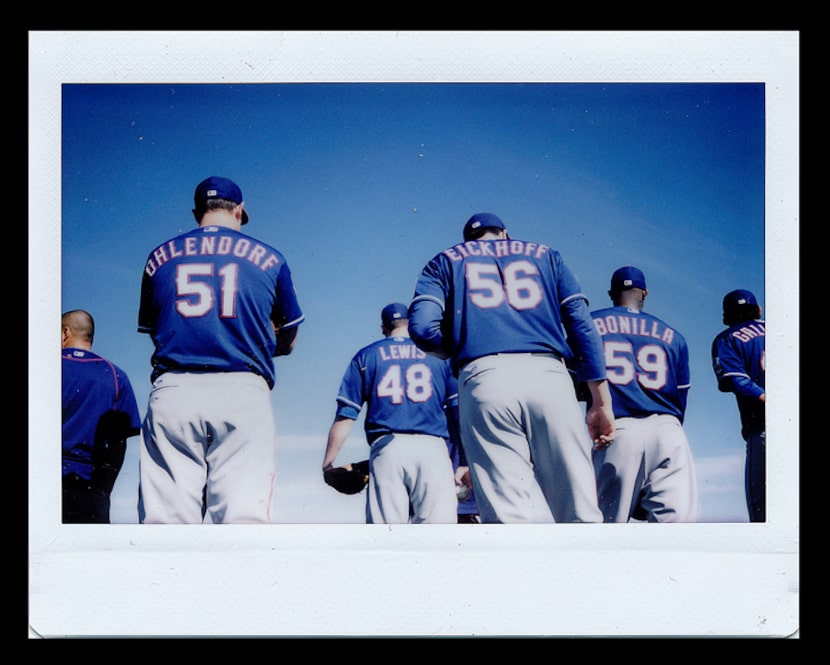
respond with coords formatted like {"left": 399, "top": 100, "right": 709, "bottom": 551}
{"left": 144, "top": 229, "right": 282, "bottom": 277}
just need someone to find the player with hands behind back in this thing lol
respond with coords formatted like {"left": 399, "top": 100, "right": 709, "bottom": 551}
{"left": 589, "top": 267, "right": 699, "bottom": 522}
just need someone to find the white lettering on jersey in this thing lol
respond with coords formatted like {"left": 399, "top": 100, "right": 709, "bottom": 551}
{"left": 379, "top": 345, "right": 427, "bottom": 361}
{"left": 443, "top": 239, "right": 550, "bottom": 263}
{"left": 593, "top": 314, "right": 675, "bottom": 344}
{"left": 144, "top": 235, "right": 281, "bottom": 276}
{"left": 731, "top": 323, "right": 765, "bottom": 343}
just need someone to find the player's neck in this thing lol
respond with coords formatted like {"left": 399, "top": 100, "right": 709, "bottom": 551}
{"left": 385, "top": 328, "right": 410, "bottom": 339}
{"left": 63, "top": 340, "right": 92, "bottom": 351}
{"left": 199, "top": 211, "right": 241, "bottom": 230}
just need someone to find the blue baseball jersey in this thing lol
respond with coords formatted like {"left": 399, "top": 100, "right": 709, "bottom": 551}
{"left": 591, "top": 306, "right": 690, "bottom": 421}
{"left": 335, "top": 336, "right": 456, "bottom": 442}
{"left": 137, "top": 225, "right": 304, "bottom": 389}
{"left": 409, "top": 237, "right": 606, "bottom": 379}
{"left": 62, "top": 348, "right": 142, "bottom": 479}
{"left": 712, "top": 319, "right": 765, "bottom": 435}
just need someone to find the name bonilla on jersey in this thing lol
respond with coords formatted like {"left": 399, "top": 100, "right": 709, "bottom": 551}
{"left": 593, "top": 314, "right": 677, "bottom": 344}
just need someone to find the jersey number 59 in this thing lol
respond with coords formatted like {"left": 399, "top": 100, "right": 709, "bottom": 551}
{"left": 604, "top": 341, "right": 668, "bottom": 390}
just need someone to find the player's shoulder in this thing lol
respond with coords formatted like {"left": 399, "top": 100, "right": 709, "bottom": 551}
{"left": 352, "top": 338, "right": 382, "bottom": 358}
{"left": 711, "top": 327, "right": 729, "bottom": 348}
{"left": 712, "top": 325, "right": 738, "bottom": 346}
{"left": 590, "top": 305, "right": 617, "bottom": 318}
{"left": 239, "top": 227, "right": 285, "bottom": 249}
{"left": 644, "top": 308, "right": 684, "bottom": 329}
{"left": 110, "top": 358, "right": 133, "bottom": 377}
{"left": 722, "top": 318, "right": 765, "bottom": 335}
{"left": 356, "top": 335, "right": 398, "bottom": 355}
{"left": 62, "top": 347, "right": 100, "bottom": 361}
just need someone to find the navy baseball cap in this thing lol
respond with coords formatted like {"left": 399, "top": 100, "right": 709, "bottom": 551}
{"left": 194, "top": 176, "right": 249, "bottom": 225}
{"left": 610, "top": 266, "right": 647, "bottom": 292}
{"left": 381, "top": 303, "right": 409, "bottom": 327}
{"left": 723, "top": 289, "right": 758, "bottom": 311}
{"left": 463, "top": 213, "right": 506, "bottom": 241}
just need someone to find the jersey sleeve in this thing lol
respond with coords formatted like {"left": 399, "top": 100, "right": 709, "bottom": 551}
{"left": 676, "top": 336, "right": 691, "bottom": 415}
{"left": 114, "top": 369, "right": 143, "bottom": 436}
{"left": 557, "top": 260, "right": 606, "bottom": 382}
{"left": 712, "top": 333, "right": 764, "bottom": 399}
{"left": 409, "top": 255, "right": 452, "bottom": 357}
{"left": 271, "top": 261, "right": 305, "bottom": 330}
{"left": 334, "top": 353, "right": 365, "bottom": 420}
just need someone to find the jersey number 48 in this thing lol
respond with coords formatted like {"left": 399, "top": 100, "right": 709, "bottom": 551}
{"left": 376, "top": 363, "right": 434, "bottom": 404}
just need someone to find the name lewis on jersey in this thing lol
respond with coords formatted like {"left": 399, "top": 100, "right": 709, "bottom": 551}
{"left": 144, "top": 234, "right": 281, "bottom": 276}
{"left": 593, "top": 313, "right": 676, "bottom": 344}
{"left": 379, "top": 344, "right": 427, "bottom": 361}
{"left": 443, "top": 239, "right": 550, "bottom": 261}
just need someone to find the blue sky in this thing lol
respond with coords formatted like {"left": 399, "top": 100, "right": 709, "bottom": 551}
{"left": 29, "top": 30, "right": 799, "bottom": 639}
{"left": 59, "top": 80, "right": 764, "bottom": 523}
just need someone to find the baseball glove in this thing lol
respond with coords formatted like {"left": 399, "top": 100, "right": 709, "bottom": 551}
{"left": 324, "top": 459, "right": 370, "bottom": 495}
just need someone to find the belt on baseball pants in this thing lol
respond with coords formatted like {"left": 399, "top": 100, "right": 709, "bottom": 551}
{"left": 459, "top": 352, "right": 564, "bottom": 372}
{"left": 493, "top": 352, "right": 563, "bottom": 361}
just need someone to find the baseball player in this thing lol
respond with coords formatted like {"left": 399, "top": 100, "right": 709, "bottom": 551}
{"left": 408, "top": 213, "right": 615, "bottom": 524}
{"left": 137, "top": 176, "right": 304, "bottom": 524}
{"left": 322, "top": 303, "right": 459, "bottom": 524}
{"left": 589, "top": 267, "right": 699, "bottom": 523}
{"left": 62, "top": 309, "right": 142, "bottom": 523}
{"left": 711, "top": 289, "right": 766, "bottom": 522}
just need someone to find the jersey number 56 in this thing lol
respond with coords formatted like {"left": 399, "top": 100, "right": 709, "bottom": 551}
{"left": 466, "top": 261, "right": 543, "bottom": 310}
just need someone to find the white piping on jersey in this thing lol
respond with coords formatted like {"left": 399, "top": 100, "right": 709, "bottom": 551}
{"left": 336, "top": 396, "right": 363, "bottom": 411}
{"left": 411, "top": 294, "right": 445, "bottom": 309}
{"left": 561, "top": 292, "right": 588, "bottom": 306}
